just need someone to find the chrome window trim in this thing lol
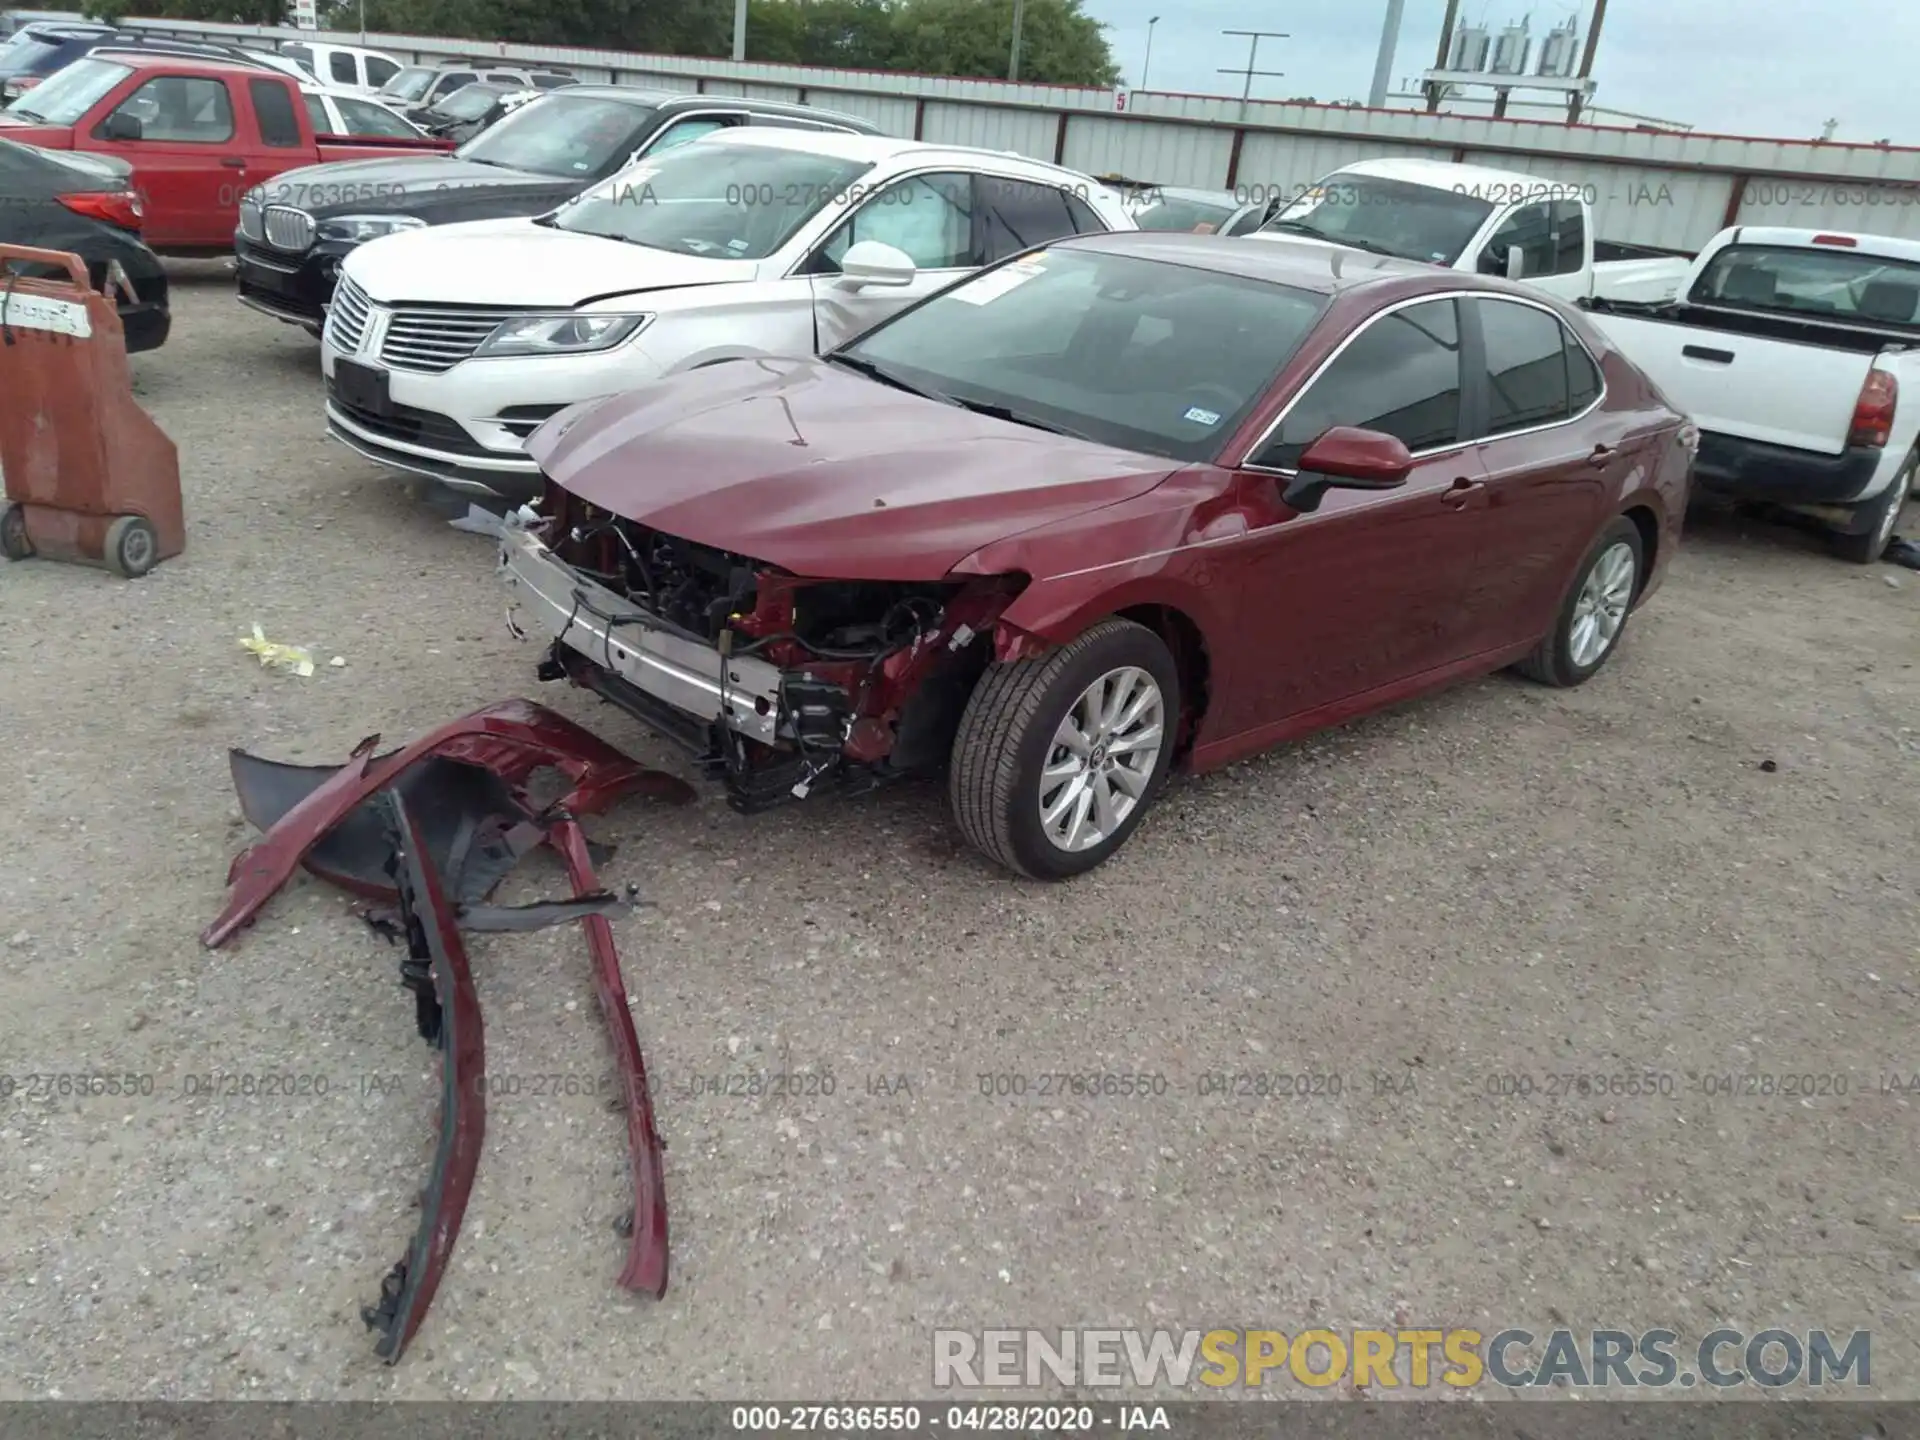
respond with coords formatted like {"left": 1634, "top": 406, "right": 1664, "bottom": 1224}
{"left": 1236, "top": 288, "right": 1607, "bottom": 475}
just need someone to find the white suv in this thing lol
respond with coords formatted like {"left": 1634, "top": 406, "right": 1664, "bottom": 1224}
{"left": 319, "top": 128, "right": 1137, "bottom": 501}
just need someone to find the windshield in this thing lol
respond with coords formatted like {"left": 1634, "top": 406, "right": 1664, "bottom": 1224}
{"left": 380, "top": 66, "right": 435, "bottom": 101}
{"left": 458, "top": 93, "right": 650, "bottom": 178}
{"left": 1262, "top": 174, "right": 1495, "bottom": 265}
{"left": 1132, "top": 195, "right": 1237, "bottom": 234}
{"left": 553, "top": 141, "right": 870, "bottom": 259}
{"left": 1690, "top": 243, "right": 1920, "bottom": 330}
{"left": 434, "top": 84, "right": 501, "bottom": 121}
{"left": 837, "top": 247, "right": 1326, "bottom": 462}
{"left": 335, "top": 95, "right": 419, "bottom": 139}
{"left": 3, "top": 56, "right": 127, "bottom": 123}
{"left": 0, "top": 33, "right": 65, "bottom": 76}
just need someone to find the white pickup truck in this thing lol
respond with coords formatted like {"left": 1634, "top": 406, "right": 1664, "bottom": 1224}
{"left": 1582, "top": 226, "right": 1920, "bottom": 563}
{"left": 1246, "top": 157, "right": 1693, "bottom": 304}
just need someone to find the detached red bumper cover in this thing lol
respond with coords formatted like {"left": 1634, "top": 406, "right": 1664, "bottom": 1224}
{"left": 203, "top": 699, "right": 690, "bottom": 1357}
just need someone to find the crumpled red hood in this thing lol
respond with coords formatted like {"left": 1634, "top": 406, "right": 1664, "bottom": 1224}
{"left": 525, "top": 356, "right": 1177, "bottom": 581}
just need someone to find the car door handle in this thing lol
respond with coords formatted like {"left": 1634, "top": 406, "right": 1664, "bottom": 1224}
{"left": 220, "top": 157, "right": 247, "bottom": 169}
{"left": 1440, "top": 477, "right": 1484, "bottom": 509}
{"left": 1588, "top": 444, "right": 1616, "bottom": 468}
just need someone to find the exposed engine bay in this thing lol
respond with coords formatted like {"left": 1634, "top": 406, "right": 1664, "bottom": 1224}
{"left": 531, "top": 491, "right": 1026, "bottom": 813}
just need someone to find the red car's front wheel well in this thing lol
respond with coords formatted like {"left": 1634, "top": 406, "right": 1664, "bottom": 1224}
{"left": 1115, "top": 603, "right": 1211, "bottom": 764}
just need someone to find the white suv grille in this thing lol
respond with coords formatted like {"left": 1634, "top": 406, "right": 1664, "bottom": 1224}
{"left": 379, "top": 307, "right": 530, "bottom": 373}
{"left": 325, "top": 278, "right": 372, "bottom": 353}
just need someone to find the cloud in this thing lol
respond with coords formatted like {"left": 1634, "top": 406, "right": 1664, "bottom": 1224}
{"left": 1084, "top": 0, "right": 1915, "bottom": 144}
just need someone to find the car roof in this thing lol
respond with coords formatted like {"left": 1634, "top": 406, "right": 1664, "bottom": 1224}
{"left": 1051, "top": 229, "right": 1446, "bottom": 294}
{"left": 1330, "top": 155, "right": 1543, "bottom": 195}
{"left": 696, "top": 124, "right": 1093, "bottom": 176}
{"left": 22, "top": 21, "right": 116, "bottom": 37}
{"left": 91, "top": 49, "right": 282, "bottom": 76}
{"left": 1138, "top": 186, "right": 1240, "bottom": 208}
{"left": 525, "top": 82, "right": 672, "bottom": 105}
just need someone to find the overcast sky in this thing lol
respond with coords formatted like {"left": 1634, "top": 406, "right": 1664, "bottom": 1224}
{"left": 1079, "top": 0, "right": 1912, "bottom": 144}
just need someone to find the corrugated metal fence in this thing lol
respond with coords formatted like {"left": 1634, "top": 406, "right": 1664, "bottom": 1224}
{"left": 120, "top": 15, "right": 1920, "bottom": 251}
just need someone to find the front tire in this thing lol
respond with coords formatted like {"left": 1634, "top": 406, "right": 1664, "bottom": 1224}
{"left": 1831, "top": 450, "right": 1914, "bottom": 565}
{"left": 1515, "top": 516, "right": 1645, "bottom": 688}
{"left": 949, "top": 618, "right": 1179, "bottom": 879}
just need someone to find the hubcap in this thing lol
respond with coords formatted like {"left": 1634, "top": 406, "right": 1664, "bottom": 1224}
{"left": 1038, "top": 665, "right": 1165, "bottom": 854}
{"left": 1568, "top": 540, "right": 1636, "bottom": 669}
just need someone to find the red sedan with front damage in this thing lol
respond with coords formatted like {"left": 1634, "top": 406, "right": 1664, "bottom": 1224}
{"left": 499, "top": 230, "right": 1696, "bottom": 878}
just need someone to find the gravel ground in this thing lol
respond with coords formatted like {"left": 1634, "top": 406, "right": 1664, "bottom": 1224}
{"left": 0, "top": 262, "right": 1916, "bottom": 1402}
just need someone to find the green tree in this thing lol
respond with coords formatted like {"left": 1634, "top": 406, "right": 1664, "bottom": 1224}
{"left": 102, "top": 0, "right": 1117, "bottom": 88}
{"left": 884, "top": 0, "right": 1117, "bottom": 86}
{"left": 750, "top": 0, "right": 895, "bottom": 69}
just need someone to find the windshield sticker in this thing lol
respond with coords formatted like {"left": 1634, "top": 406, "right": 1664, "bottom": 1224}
{"left": 726, "top": 237, "right": 749, "bottom": 252}
{"left": 1183, "top": 406, "right": 1221, "bottom": 426}
{"left": 949, "top": 260, "right": 1045, "bottom": 306}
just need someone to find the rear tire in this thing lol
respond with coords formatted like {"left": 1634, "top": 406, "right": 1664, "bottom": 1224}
{"left": 1514, "top": 516, "right": 1645, "bottom": 688}
{"left": 949, "top": 619, "right": 1179, "bottom": 879}
{"left": 1831, "top": 450, "right": 1914, "bottom": 565}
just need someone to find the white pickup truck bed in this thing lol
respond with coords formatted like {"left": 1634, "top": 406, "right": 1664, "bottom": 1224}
{"left": 1586, "top": 305, "right": 1891, "bottom": 454}
{"left": 1580, "top": 225, "right": 1920, "bottom": 562}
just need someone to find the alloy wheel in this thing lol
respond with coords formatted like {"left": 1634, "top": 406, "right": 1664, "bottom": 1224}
{"left": 1037, "top": 665, "right": 1166, "bottom": 853}
{"left": 1568, "top": 540, "right": 1637, "bottom": 669}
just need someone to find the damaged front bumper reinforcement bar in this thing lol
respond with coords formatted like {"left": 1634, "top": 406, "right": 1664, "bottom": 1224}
{"left": 361, "top": 790, "right": 485, "bottom": 1364}
{"left": 202, "top": 699, "right": 689, "bottom": 1358}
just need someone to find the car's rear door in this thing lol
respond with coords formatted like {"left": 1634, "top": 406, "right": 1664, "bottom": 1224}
{"left": 1213, "top": 295, "right": 1495, "bottom": 730}
{"left": 1456, "top": 294, "right": 1635, "bottom": 643}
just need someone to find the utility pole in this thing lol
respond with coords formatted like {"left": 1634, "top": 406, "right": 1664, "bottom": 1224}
{"left": 1367, "top": 0, "right": 1405, "bottom": 109}
{"left": 1009, "top": 0, "right": 1025, "bottom": 81}
{"left": 1219, "top": 29, "right": 1287, "bottom": 104}
{"left": 1141, "top": 15, "right": 1159, "bottom": 90}
{"left": 1566, "top": 0, "right": 1608, "bottom": 123}
{"left": 732, "top": 0, "right": 747, "bottom": 61}
{"left": 1426, "top": 0, "right": 1461, "bottom": 111}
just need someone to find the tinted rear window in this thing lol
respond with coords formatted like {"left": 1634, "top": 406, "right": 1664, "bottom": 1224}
{"left": 1690, "top": 242, "right": 1920, "bottom": 329}
{"left": 250, "top": 77, "right": 302, "bottom": 146}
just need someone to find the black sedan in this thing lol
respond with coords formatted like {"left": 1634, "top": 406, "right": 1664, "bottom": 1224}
{"left": 0, "top": 136, "right": 168, "bottom": 351}
{"left": 233, "top": 85, "right": 880, "bottom": 334}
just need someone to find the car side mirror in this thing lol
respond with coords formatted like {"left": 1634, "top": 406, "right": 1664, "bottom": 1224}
{"left": 836, "top": 240, "right": 916, "bottom": 290}
{"left": 1506, "top": 246, "right": 1527, "bottom": 280}
{"left": 1272, "top": 426, "right": 1414, "bottom": 513}
{"left": 100, "top": 111, "right": 143, "bottom": 141}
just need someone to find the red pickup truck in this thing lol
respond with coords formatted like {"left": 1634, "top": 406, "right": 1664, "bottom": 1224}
{"left": 0, "top": 52, "right": 451, "bottom": 252}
